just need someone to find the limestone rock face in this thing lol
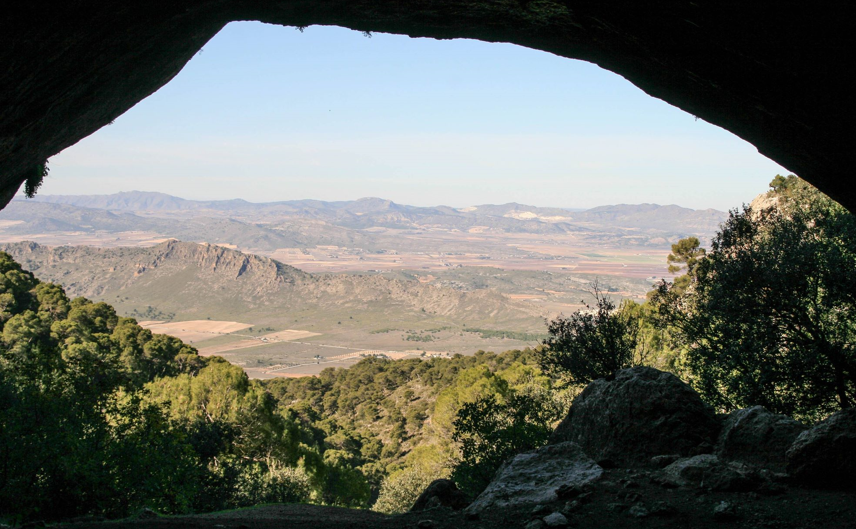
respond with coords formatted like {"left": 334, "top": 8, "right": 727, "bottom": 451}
{"left": 550, "top": 367, "right": 720, "bottom": 467}
{"left": 787, "top": 408, "right": 856, "bottom": 488}
{"left": 410, "top": 479, "right": 469, "bottom": 512}
{"left": 716, "top": 406, "right": 806, "bottom": 473}
{"left": 464, "top": 442, "right": 603, "bottom": 515}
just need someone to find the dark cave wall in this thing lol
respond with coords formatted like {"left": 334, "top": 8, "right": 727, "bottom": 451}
{"left": 2, "top": 1, "right": 853, "bottom": 210}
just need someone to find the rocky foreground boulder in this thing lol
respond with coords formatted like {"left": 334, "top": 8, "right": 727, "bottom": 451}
{"left": 464, "top": 442, "right": 603, "bottom": 515}
{"left": 716, "top": 406, "right": 807, "bottom": 473}
{"left": 658, "top": 454, "right": 759, "bottom": 492}
{"left": 787, "top": 407, "right": 856, "bottom": 488}
{"left": 410, "top": 479, "right": 469, "bottom": 512}
{"left": 550, "top": 366, "right": 720, "bottom": 467}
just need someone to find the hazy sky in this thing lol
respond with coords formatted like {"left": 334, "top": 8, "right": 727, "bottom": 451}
{"left": 42, "top": 22, "right": 788, "bottom": 210}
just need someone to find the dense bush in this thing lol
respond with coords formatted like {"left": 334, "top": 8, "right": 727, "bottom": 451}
{"left": 539, "top": 285, "right": 644, "bottom": 386}
{"left": 373, "top": 466, "right": 438, "bottom": 514}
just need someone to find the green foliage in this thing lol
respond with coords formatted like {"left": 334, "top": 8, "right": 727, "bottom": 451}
{"left": 466, "top": 328, "right": 547, "bottom": 342}
{"left": 128, "top": 305, "right": 175, "bottom": 321}
{"left": 232, "top": 464, "right": 311, "bottom": 506}
{"left": 405, "top": 332, "right": 435, "bottom": 342}
{"left": 373, "top": 466, "right": 437, "bottom": 514}
{"left": 23, "top": 162, "right": 49, "bottom": 198}
{"left": 0, "top": 252, "right": 202, "bottom": 521}
{"left": 666, "top": 237, "right": 706, "bottom": 294}
{"left": 655, "top": 177, "right": 856, "bottom": 422}
{"left": 0, "top": 251, "right": 330, "bottom": 522}
{"left": 265, "top": 348, "right": 554, "bottom": 509}
{"left": 539, "top": 285, "right": 644, "bottom": 386}
{"left": 0, "top": 249, "right": 569, "bottom": 519}
{"left": 450, "top": 386, "right": 563, "bottom": 498}
{"left": 769, "top": 173, "right": 800, "bottom": 195}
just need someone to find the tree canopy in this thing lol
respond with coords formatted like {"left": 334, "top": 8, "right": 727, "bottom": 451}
{"left": 655, "top": 176, "right": 856, "bottom": 422}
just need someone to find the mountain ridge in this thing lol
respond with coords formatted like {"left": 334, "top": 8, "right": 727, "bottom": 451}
{"left": 17, "top": 191, "right": 728, "bottom": 238}
{"left": 1, "top": 240, "right": 543, "bottom": 326}
{"left": 25, "top": 191, "right": 722, "bottom": 217}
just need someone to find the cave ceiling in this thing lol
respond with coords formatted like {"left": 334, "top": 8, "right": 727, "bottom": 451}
{"left": 2, "top": 2, "right": 853, "bottom": 210}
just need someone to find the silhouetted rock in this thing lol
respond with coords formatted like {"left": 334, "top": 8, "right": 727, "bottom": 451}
{"left": 650, "top": 455, "right": 681, "bottom": 468}
{"left": 410, "top": 479, "right": 469, "bottom": 512}
{"left": 716, "top": 406, "right": 806, "bottom": 473}
{"left": 550, "top": 367, "right": 720, "bottom": 467}
{"left": 713, "top": 501, "right": 739, "bottom": 521}
{"left": 542, "top": 512, "right": 569, "bottom": 527}
{"left": 787, "top": 408, "right": 856, "bottom": 488}
{"left": 135, "top": 508, "right": 158, "bottom": 519}
{"left": 465, "top": 442, "right": 603, "bottom": 515}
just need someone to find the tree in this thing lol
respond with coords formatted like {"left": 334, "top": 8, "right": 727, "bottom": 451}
{"left": 450, "top": 387, "right": 562, "bottom": 498}
{"left": 539, "top": 284, "right": 644, "bottom": 386}
{"left": 655, "top": 176, "right": 856, "bottom": 422}
{"left": 666, "top": 237, "right": 706, "bottom": 294}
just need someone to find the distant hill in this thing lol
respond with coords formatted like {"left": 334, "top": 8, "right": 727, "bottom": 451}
{"left": 22, "top": 191, "right": 727, "bottom": 237}
{"left": 1, "top": 240, "right": 543, "bottom": 327}
{"left": 29, "top": 191, "right": 202, "bottom": 211}
{"left": 570, "top": 203, "right": 728, "bottom": 233}
{"left": 0, "top": 200, "right": 377, "bottom": 251}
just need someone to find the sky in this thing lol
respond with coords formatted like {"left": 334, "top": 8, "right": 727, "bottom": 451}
{"left": 42, "top": 22, "right": 788, "bottom": 211}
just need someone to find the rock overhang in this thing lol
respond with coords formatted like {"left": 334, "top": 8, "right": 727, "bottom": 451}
{"left": 2, "top": 2, "right": 853, "bottom": 210}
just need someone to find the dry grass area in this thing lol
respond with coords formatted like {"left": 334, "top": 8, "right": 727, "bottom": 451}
{"left": 261, "top": 329, "right": 321, "bottom": 341}
{"left": 329, "top": 350, "right": 419, "bottom": 360}
{"left": 0, "top": 231, "right": 172, "bottom": 248}
{"left": 139, "top": 320, "right": 253, "bottom": 343}
{"left": 196, "top": 339, "right": 264, "bottom": 356}
{"left": 196, "top": 329, "right": 322, "bottom": 356}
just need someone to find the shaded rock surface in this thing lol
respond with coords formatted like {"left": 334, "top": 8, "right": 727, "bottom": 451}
{"left": 410, "top": 479, "right": 469, "bottom": 512}
{"left": 716, "top": 406, "right": 806, "bottom": 473}
{"left": 20, "top": 468, "right": 856, "bottom": 529}
{"left": 787, "top": 407, "right": 856, "bottom": 488}
{"left": 550, "top": 367, "right": 720, "bottom": 467}
{"left": 465, "top": 442, "right": 603, "bottom": 515}
{"left": 659, "top": 454, "right": 758, "bottom": 492}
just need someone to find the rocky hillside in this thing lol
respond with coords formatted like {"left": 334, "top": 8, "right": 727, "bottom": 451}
{"left": 1, "top": 240, "right": 542, "bottom": 325}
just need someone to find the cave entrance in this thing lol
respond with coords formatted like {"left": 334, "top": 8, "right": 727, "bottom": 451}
{"left": 43, "top": 22, "right": 785, "bottom": 209}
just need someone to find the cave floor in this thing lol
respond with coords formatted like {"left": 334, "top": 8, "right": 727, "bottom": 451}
{"left": 56, "top": 468, "right": 856, "bottom": 529}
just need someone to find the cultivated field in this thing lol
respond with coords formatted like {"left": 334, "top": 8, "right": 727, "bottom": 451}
{"left": 139, "top": 320, "right": 253, "bottom": 343}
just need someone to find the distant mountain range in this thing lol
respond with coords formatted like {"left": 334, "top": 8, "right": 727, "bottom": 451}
{"left": 6, "top": 191, "right": 727, "bottom": 243}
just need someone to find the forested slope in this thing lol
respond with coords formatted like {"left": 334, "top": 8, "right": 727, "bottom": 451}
{"left": 0, "top": 248, "right": 558, "bottom": 522}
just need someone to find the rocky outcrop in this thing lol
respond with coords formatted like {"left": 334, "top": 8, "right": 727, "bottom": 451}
{"left": 464, "top": 442, "right": 603, "bottom": 515}
{"left": 2, "top": 4, "right": 855, "bottom": 212}
{"left": 716, "top": 406, "right": 806, "bottom": 473}
{"left": 658, "top": 454, "right": 758, "bottom": 492}
{"left": 410, "top": 480, "right": 469, "bottom": 512}
{"left": 787, "top": 408, "right": 856, "bottom": 488}
{"left": 550, "top": 367, "right": 720, "bottom": 467}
